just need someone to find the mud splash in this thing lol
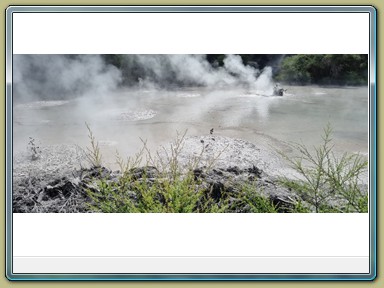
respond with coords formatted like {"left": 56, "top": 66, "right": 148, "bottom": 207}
{"left": 104, "top": 109, "right": 157, "bottom": 121}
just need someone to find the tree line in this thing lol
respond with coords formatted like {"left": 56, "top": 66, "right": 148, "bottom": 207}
{"left": 275, "top": 54, "right": 368, "bottom": 85}
{"left": 102, "top": 54, "right": 368, "bottom": 86}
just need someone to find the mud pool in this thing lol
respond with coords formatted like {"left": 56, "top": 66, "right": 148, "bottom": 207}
{"left": 13, "top": 86, "right": 369, "bottom": 170}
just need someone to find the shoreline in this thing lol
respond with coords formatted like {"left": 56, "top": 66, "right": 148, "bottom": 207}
{"left": 12, "top": 135, "right": 301, "bottom": 213}
{"left": 12, "top": 134, "right": 368, "bottom": 213}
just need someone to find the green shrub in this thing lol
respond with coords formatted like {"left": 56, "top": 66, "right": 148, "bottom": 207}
{"left": 84, "top": 124, "right": 367, "bottom": 213}
{"left": 231, "top": 183, "right": 278, "bottom": 213}
{"left": 85, "top": 129, "right": 228, "bottom": 213}
{"left": 279, "top": 123, "right": 368, "bottom": 213}
{"left": 87, "top": 166, "right": 230, "bottom": 213}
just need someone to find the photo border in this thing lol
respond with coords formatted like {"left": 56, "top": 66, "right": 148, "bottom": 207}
{"left": 5, "top": 5, "right": 377, "bottom": 281}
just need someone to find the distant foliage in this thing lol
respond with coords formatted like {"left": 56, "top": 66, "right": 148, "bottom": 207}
{"left": 276, "top": 54, "right": 368, "bottom": 85}
{"left": 102, "top": 54, "right": 368, "bottom": 87}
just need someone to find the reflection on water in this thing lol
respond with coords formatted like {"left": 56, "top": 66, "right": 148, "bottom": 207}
{"left": 13, "top": 86, "right": 369, "bottom": 166}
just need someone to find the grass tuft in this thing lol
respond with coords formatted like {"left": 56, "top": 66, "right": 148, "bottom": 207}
{"left": 85, "top": 122, "right": 102, "bottom": 167}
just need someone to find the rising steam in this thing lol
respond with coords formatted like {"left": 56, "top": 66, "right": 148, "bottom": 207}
{"left": 12, "top": 54, "right": 281, "bottom": 166}
{"left": 13, "top": 54, "right": 277, "bottom": 102}
{"left": 120, "top": 54, "right": 274, "bottom": 92}
{"left": 13, "top": 55, "right": 122, "bottom": 102}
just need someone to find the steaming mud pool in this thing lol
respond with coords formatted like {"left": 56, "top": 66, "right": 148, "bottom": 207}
{"left": 13, "top": 86, "right": 369, "bottom": 212}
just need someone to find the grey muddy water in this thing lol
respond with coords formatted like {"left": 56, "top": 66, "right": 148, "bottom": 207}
{"left": 13, "top": 85, "right": 368, "bottom": 174}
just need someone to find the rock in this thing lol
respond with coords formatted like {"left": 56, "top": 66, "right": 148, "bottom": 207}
{"left": 212, "top": 169, "right": 223, "bottom": 176}
{"left": 273, "top": 84, "right": 286, "bottom": 96}
{"left": 193, "top": 168, "right": 205, "bottom": 180}
{"left": 273, "top": 88, "right": 284, "bottom": 96}
{"left": 190, "top": 162, "right": 303, "bottom": 212}
{"left": 247, "top": 165, "right": 262, "bottom": 178}
{"left": 45, "top": 186, "right": 61, "bottom": 199}
{"left": 226, "top": 166, "right": 241, "bottom": 175}
{"left": 82, "top": 166, "right": 111, "bottom": 180}
{"left": 209, "top": 182, "right": 224, "bottom": 202}
{"left": 129, "top": 166, "right": 159, "bottom": 180}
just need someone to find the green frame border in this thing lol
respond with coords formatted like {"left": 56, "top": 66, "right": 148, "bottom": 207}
{"left": 3, "top": 1, "right": 377, "bottom": 286}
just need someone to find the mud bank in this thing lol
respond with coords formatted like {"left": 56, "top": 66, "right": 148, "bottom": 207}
{"left": 12, "top": 136, "right": 365, "bottom": 213}
{"left": 12, "top": 165, "right": 299, "bottom": 213}
{"left": 12, "top": 136, "right": 299, "bottom": 213}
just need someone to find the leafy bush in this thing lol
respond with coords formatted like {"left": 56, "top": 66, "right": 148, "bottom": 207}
{"left": 279, "top": 124, "right": 368, "bottom": 213}
{"left": 234, "top": 183, "right": 278, "bottom": 213}
{"left": 84, "top": 127, "right": 278, "bottom": 213}
{"left": 83, "top": 124, "right": 367, "bottom": 213}
{"left": 84, "top": 129, "right": 229, "bottom": 213}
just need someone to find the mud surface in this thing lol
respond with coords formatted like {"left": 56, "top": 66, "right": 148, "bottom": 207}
{"left": 166, "top": 135, "right": 299, "bottom": 178}
{"left": 13, "top": 144, "right": 90, "bottom": 212}
{"left": 13, "top": 136, "right": 301, "bottom": 212}
{"left": 12, "top": 136, "right": 365, "bottom": 213}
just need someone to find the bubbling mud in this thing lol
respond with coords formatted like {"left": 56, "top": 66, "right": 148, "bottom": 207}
{"left": 15, "top": 100, "right": 70, "bottom": 109}
{"left": 105, "top": 109, "right": 157, "bottom": 121}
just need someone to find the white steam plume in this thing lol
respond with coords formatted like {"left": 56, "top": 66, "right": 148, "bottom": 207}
{"left": 120, "top": 55, "right": 275, "bottom": 92}
{"left": 13, "top": 54, "right": 278, "bottom": 103}
{"left": 13, "top": 55, "right": 122, "bottom": 102}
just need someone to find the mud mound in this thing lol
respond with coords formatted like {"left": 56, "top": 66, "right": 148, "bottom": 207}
{"left": 160, "top": 135, "right": 296, "bottom": 178}
{"left": 13, "top": 144, "right": 90, "bottom": 212}
{"left": 11, "top": 137, "right": 303, "bottom": 213}
{"left": 13, "top": 144, "right": 87, "bottom": 181}
{"left": 12, "top": 166, "right": 119, "bottom": 213}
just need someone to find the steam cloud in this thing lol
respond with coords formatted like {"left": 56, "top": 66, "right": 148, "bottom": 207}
{"left": 121, "top": 55, "right": 274, "bottom": 92}
{"left": 13, "top": 54, "right": 276, "bottom": 102}
{"left": 13, "top": 54, "right": 280, "bottom": 162}
{"left": 13, "top": 55, "right": 122, "bottom": 102}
